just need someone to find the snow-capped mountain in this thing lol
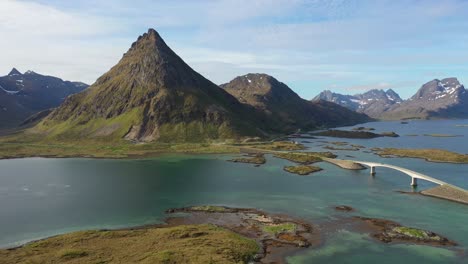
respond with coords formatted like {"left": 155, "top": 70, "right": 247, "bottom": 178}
{"left": 314, "top": 78, "right": 468, "bottom": 120}
{"left": 0, "top": 68, "right": 88, "bottom": 129}
{"left": 313, "top": 89, "right": 403, "bottom": 118}
{"left": 382, "top": 78, "right": 468, "bottom": 119}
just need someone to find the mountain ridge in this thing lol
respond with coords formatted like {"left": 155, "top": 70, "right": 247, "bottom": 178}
{"left": 35, "top": 29, "right": 370, "bottom": 143}
{"left": 221, "top": 73, "right": 371, "bottom": 131}
{"left": 0, "top": 68, "right": 88, "bottom": 129}
{"left": 37, "top": 29, "right": 271, "bottom": 142}
{"left": 315, "top": 78, "right": 468, "bottom": 120}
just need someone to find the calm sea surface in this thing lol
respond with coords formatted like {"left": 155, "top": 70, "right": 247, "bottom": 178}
{"left": 0, "top": 119, "right": 467, "bottom": 263}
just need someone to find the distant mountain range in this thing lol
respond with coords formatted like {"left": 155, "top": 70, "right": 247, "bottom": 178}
{"left": 32, "top": 29, "right": 369, "bottom": 142}
{"left": 314, "top": 78, "right": 468, "bottom": 120}
{"left": 0, "top": 69, "right": 88, "bottom": 129}
{"left": 313, "top": 89, "right": 402, "bottom": 118}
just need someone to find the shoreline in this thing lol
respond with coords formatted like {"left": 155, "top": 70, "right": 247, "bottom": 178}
{"left": 1, "top": 205, "right": 461, "bottom": 263}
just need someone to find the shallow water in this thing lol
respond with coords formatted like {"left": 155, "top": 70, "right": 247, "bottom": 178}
{"left": 0, "top": 119, "right": 467, "bottom": 263}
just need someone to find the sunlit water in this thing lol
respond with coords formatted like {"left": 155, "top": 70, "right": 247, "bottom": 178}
{"left": 0, "top": 119, "right": 467, "bottom": 263}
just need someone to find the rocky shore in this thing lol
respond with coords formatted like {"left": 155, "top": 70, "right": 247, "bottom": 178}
{"left": 0, "top": 205, "right": 460, "bottom": 263}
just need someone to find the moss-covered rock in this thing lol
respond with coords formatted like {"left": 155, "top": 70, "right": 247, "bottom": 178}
{"left": 283, "top": 165, "right": 323, "bottom": 175}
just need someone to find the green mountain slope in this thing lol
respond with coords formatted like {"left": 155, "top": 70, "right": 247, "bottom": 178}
{"left": 35, "top": 29, "right": 269, "bottom": 142}
{"left": 221, "top": 73, "right": 371, "bottom": 131}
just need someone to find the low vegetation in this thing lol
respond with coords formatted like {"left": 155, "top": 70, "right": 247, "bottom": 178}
{"left": 274, "top": 151, "right": 336, "bottom": 164}
{"left": 283, "top": 165, "right": 323, "bottom": 175}
{"left": 423, "top": 134, "right": 462, "bottom": 138}
{"left": 228, "top": 154, "right": 266, "bottom": 165}
{"left": 312, "top": 130, "right": 399, "bottom": 139}
{"left": 375, "top": 148, "right": 468, "bottom": 163}
{"left": 189, "top": 205, "right": 229, "bottom": 212}
{"left": 0, "top": 225, "right": 259, "bottom": 264}
{"left": 380, "top": 132, "right": 399, "bottom": 137}
{"left": 0, "top": 133, "right": 307, "bottom": 160}
{"left": 323, "top": 145, "right": 359, "bottom": 151}
{"left": 352, "top": 127, "right": 375, "bottom": 131}
{"left": 312, "top": 130, "right": 382, "bottom": 139}
{"left": 262, "top": 223, "right": 297, "bottom": 235}
{"left": 246, "top": 141, "right": 305, "bottom": 151}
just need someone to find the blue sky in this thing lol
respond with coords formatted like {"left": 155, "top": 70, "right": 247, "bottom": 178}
{"left": 1, "top": 0, "right": 467, "bottom": 99}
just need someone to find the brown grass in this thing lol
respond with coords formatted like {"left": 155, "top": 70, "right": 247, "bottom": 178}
{"left": 0, "top": 224, "right": 259, "bottom": 264}
{"left": 376, "top": 148, "right": 468, "bottom": 163}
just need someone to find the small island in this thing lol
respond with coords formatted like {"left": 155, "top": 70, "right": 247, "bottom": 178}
{"left": 228, "top": 154, "right": 266, "bottom": 165}
{"left": 352, "top": 127, "right": 375, "bottom": 131}
{"left": 0, "top": 205, "right": 459, "bottom": 263}
{"left": 312, "top": 130, "right": 399, "bottom": 139}
{"left": 283, "top": 165, "right": 323, "bottom": 175}
{"left": 356, "top": 217, "right": 457, "bottom": 246}
{"left": 273, "top": 151, "right": 335, "bottom": 164}
{"left": 374, "top": 148, "right": 468, "bottom": 163}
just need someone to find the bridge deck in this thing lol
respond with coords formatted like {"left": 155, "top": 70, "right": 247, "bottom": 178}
{"left": 353, "top": 160, "right": 448, "bottom": 186}
{"left": 324, "top": 159, "right": 468, "bottom": 205}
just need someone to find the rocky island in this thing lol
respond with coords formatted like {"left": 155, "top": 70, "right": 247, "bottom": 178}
{"left": 1, "top": 206, "right": 459, "bottom": 263}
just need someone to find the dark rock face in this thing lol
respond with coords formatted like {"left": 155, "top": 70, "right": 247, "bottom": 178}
{"left": 382, "top": 78, "right": 468, "bottom": 120}
{"left": 41, "top": 29, "right": 269, "bottom": 142}
{"left": 222, "top": 73, "right": 371, "bottom": 132}
{"left": 313, "top": 89, "right": 403, "bottom": 118}
{"left": 0, "top": 69, "right": 88, "bottom": 129}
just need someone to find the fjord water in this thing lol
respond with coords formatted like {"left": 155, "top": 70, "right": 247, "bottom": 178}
{"left": 1, "top": 120, "right": 467, "bottom": 263}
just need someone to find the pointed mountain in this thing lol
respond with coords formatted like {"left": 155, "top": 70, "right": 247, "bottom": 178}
{"left": 313, "top": 89, "right": 403, "bottom": 118}
{"left": 222, "top": 73, "right": 371, "bottom": 131}
{"left": 381, "top": 78, "right": 468, "bottom": 119}
{"left": 37, "top": 29, "right": 268, "bottom": 142}
{"left": 0, "top": 69, "right": 88, "bottom": 129}
{"left": 8, "top": 68, "right": 22, "bottom": 76}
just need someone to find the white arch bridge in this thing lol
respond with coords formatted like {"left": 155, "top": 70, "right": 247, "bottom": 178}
{"left": 322, "top": 158, "right": 468, "bottom": 204}
{"left": 351, "top": 160, "right": 448, "bottom": 187}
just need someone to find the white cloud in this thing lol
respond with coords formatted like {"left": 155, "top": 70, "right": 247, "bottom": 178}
{"left": 0, "top": 0, "right": 467, "bottom": 98}
{"left": 0, "top": 0, "right": 116, "bottom": 37}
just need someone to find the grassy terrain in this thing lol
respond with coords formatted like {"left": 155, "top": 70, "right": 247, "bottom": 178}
{"left": 245, "top": 141, "right": 305, "bottom": 151}
{"left": 228, "top": 155, "right": 266, "bottom": 165}
{"left": 190, "top": 206, "right": 229, "bottom": 212}
{"left": 423, "top": 134, "right": 462, "bottom": 137}
{"left": 0, "top": 132, "right": 309, "bottom": 160}
{"left": 262, "top": 223, "right": 297, "bottom": 235}
{"left": 376, "top": 148, "right": 468, "bottom": 163}
{"left": 392, "top": 227, "right": 427, "bottom": 238}
{"left": 323, "top": 145, "right": 359, "bottom": 151}
{"left": 274, "top": 151, "right": 336, "bottom": 164}
{"left": 283, "top": 165, "right": 323, "bottom": 175}
{"left": 0, "top": 225, "right": 259, "bottom": 264}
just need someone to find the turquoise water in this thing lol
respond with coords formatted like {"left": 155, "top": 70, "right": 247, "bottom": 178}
{"left": 0, "top": 119, "right": 467, "bottom": 263}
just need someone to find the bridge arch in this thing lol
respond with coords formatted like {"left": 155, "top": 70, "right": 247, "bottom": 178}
{"left": 352, "top": 161, "right": 448, "bottom": 187}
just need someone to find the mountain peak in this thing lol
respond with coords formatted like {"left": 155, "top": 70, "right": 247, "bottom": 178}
{"left": 8, "top": 68, "right": 22, "bottom": 76}
{"left": 127, "top": 28, "right": 170, "bottom": 55}
{"left": 221, "top": 73, "right": 301, "bottom": 105}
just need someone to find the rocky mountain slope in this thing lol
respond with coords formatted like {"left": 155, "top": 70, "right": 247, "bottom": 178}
{"left": 36, "top": 29, "right": 274, "bottom": 142}
{"left": 221, "top": 73, "right": 371, "bottom": 131}
{"left": 313, "top": 89, "right": 402, "bottom": 118}
{"left": 0, "top": 69, "right": 87, "bottom": 129}
{"left": 381, "top": 78, "right": 468, "bottom": 120}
